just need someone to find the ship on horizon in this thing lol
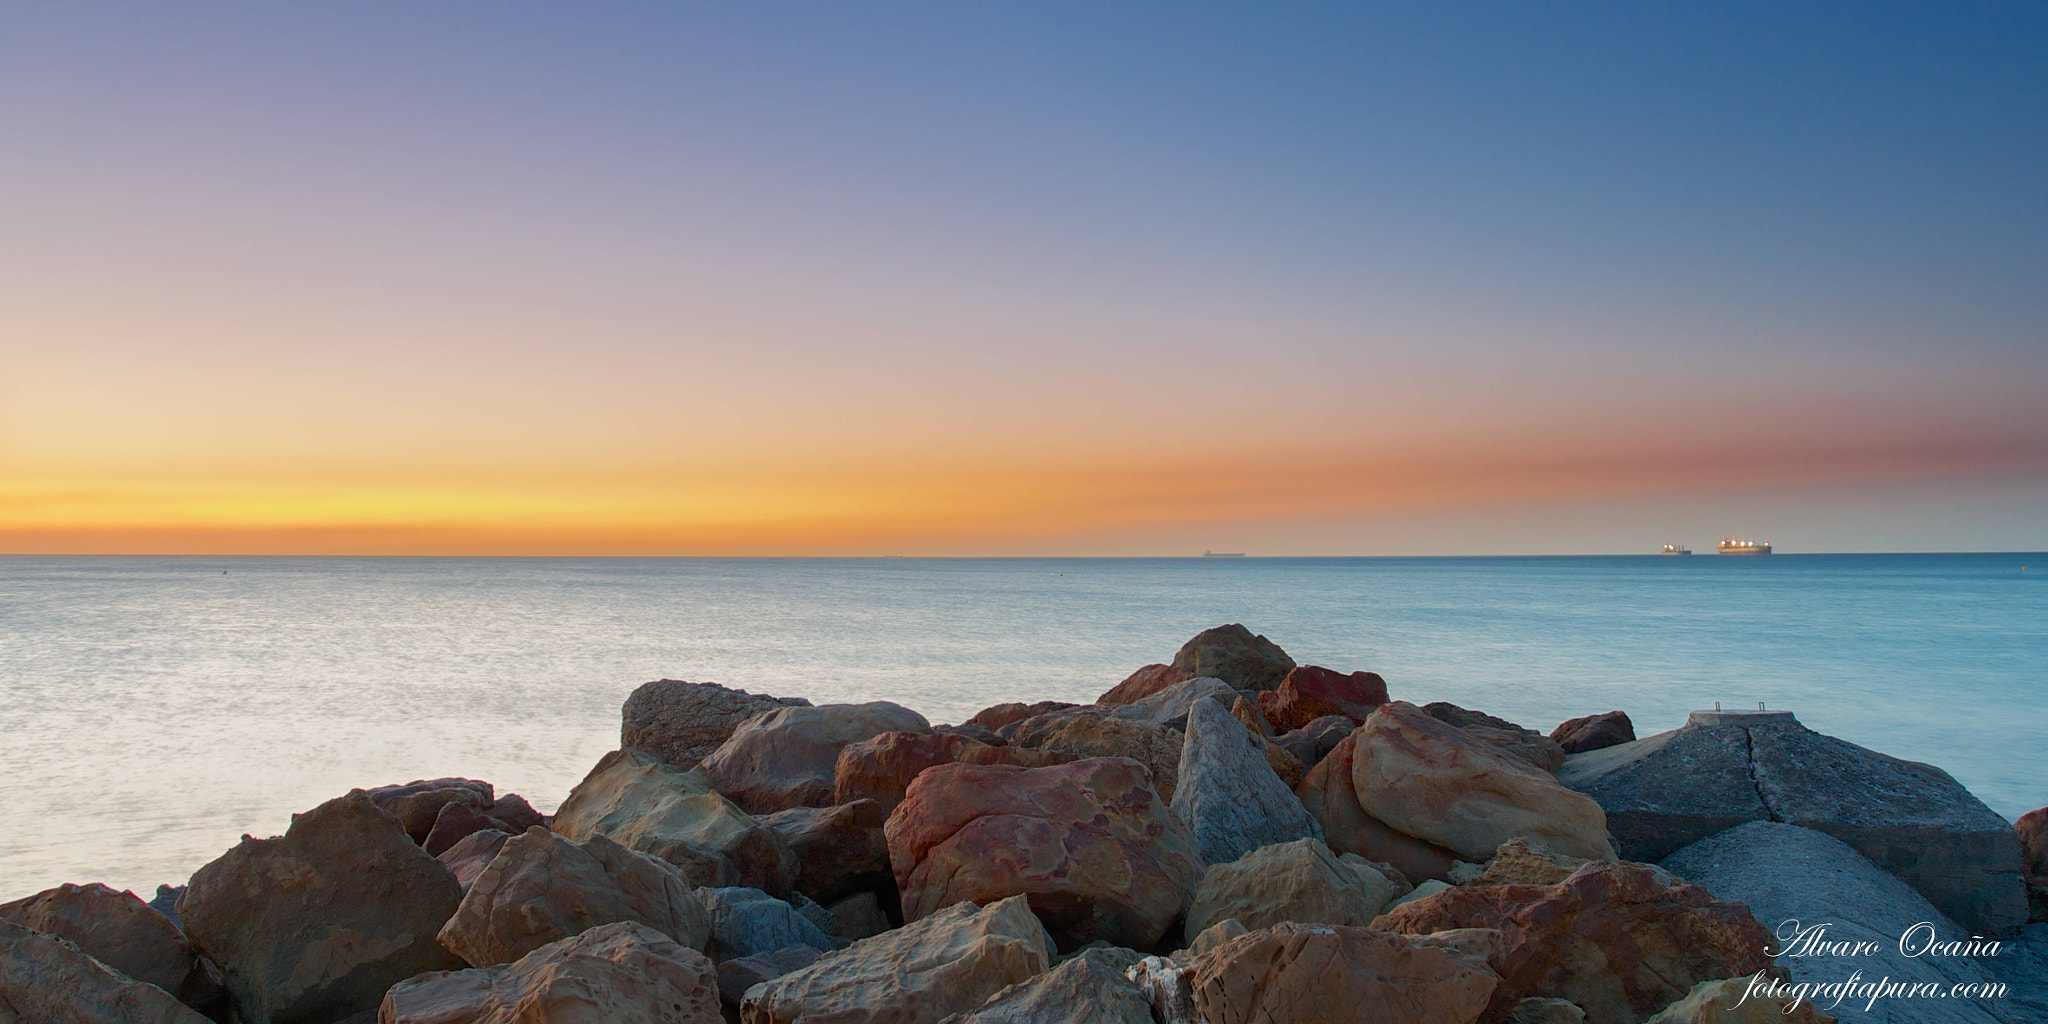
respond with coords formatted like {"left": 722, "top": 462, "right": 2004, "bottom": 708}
{"left": 1660, "top": 544, "right": 1692, "bottom": 556}
{"left": 1202, "top": 550, "right": 1246, "bottom": 558}
{"left": 1719, "top": 538, "right": 1772, "bottom": 555}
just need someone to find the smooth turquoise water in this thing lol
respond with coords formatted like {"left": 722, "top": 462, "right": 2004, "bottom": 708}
{"left": 1, "top": 553, "right": 2041, "bottom": 900}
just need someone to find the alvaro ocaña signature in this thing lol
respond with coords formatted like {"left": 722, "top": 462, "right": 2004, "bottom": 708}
{"left": 1735, "top": 919, "right": 2010, "bottom": 1014}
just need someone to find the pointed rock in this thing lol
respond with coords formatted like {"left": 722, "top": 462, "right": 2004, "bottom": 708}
{"left": 1171, "top": 698, "right": 1321, "bottom": 865}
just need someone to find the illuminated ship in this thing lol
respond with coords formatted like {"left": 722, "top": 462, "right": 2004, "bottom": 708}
{"left": 1660, "top": 544, "right": 1692, "bottom": 556}
{"left": 1718, "top": 538, "right": 1772, "bottom": 555}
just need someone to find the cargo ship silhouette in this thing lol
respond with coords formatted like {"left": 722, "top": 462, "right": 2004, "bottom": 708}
{"left": 1718, "top": 538, "right": 1772, "bottom": 555}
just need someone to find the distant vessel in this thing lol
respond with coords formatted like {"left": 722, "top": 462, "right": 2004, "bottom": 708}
{"left": 1719, "top": 539, "right": 1772, "bottom": 555}
{"left": 1660, "top": 544, "right": 1692, "bottom": 556}
{"left": 1202, "top": 550, "right": 1246, "bottom": 558}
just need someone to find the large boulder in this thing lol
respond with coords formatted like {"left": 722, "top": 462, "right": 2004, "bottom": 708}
{"left": 1424, "top": 703, "right": 1567, "bottom": 773}
{"left": 1642, "top": 977, "right": 1838, "bottom": 1024}
{"left": 941, "top": 956, "right": 1153, "bottom": 1024}
{"left": 621, "top": 678, "right": 812, "bottom": 770}
{"left": 1096, "top": 664, "right": 1194, "bottom": 706}
{"left": 1187, "top": 922, "right": 1501, "bottom": 1024}
{"left": 1107, "top": 676, "right": 1238, "bottom": 732}
{"left": 886, "top": 758, "right": 1203, "bottom": 951}
{"left": 1549, "top": 712, "right": 1634, "bottom": 755}
{"left": 437, "top": 827, "right": 711, "bottom": 968}
{"left": 0, "top": 918, "right": 213, "bottom": 1024}
{"left": 1297, "top": 726, "right": 1465, "bottom": 882}
{"left": 716, "top": 946, "right": 823, "bottom": 1014}
{"left": 1274, "top": 714, "right": 1355, "bottom": 770}
{"left": 420, "top": 795, "right": 544, "bottom": 857}
{"left": 966, "top": 700, "right": 1077, "bottom": 732}
{"left": 1171, "top": 697, "right": 1322, "bottom": 865}
{"left": 1000, "top": 707, "right": 1182, "bottom": 801}
{"left": 1258, "top": 665, "right": 1389, "bottom": 732}
{"left": 1375, "top": 860, "right": 1775, "bottom": 1024}
{"left": 697, "top": 887, "right": 838, "bottom": 961}
{"left": 702, "top": 702, "right": 932, "bottom": 814}
{"left": 741, "top": 896, "right": 1050, "bottom": 1024}
{"left": 759, "top": 800, "right": 893, "bottom": 906}
{"left": 1661, "top": 821, "right": 2011, "bottom": 1024}
{"left": 1183, "top": 838, "right": 1390, "bottom": 936}
{"left": 382, "top": 920, "right": 721, "bottom": 1024}
{"left": 366, "top": 778, "right": 495, "bottom": 844}
{"left": 834, "top": 731, "right": 1068, "bottom": 814}
{"left": 553, "top": 748, "right": 799, "bottom": 895}
{"left": 2022, "top": 807, "right": 2048, "bottom": 921}
{"left": 176, "top": 790, "right": 463, "bottom": 1024}
{"left": 0, "top": 883, "right": 213, "bottom": 1007}
{"left": 1558, "top": 710, "right": 2027, "bottom": 934}
{"left": 1168, "top": 624, "right": 1295, "bottom": 692}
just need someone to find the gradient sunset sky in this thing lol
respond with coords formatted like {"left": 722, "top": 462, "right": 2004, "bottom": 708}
{"left": 4, "top": 4, "right": 2044, "bottom": 555}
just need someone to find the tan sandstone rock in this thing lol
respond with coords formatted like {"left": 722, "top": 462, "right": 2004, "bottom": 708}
{"left": 437, "top": 827, "right": 711, "bottom": 968}
{"left": 1183, "top": 838, "right": 1385, "bottom": 936}
{"left": 1476, "top": 838, "right": 1591, "bottom": 887}
{"left": 702, "top": 702, "right": 932, "bottom": 814}
{"left": 0, "top": 882, "right": 210, "bottom": 1005}
{"left": 553, "top": 748, "right": 799, "bottom": 894}
{"left": 1169, "top": 624, "right": 1296, "bottom": 692}
{"left": 1643, "top": 977, "right": 1836, "bottom": 1023}
{"left": 833, "top": 731, "right": 1068, "bottom": 814}
{"left": 939, "top": 956, "right": 1153, "bottom": 1024}
{"left": 1187, "top": 922, "right": 1500, "bottom": 1024}
{"left": 1296, "top": 727, "right": 1465, "bottom": 882}
{"left": 383, "top": 920, "right": 721, "bottom": 1024}
{"left": 0, "top": 919, "right": 212, "bottom": 1024}
{"left": 1096, "top": 663, "right": 1195, "bottom": 705}
{"left": 621, "top": 678, "right": 813, "bottom": 770}
{"left": 1000, "top": 707, "right": 1182, "bottom": 801}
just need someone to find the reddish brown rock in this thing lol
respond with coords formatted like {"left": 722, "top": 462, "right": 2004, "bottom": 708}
{"left": 701, "top": 702, "right": 932, "bottom": 814}
{"left": 1230, "top": 694, "right": 1274, "bottom": 737}
{"left": 422, "top": 796, "right": 543, "bottom": 857}
{"left": 0, "top": 919, "right": 213, "bottom": 1024}
{"left": 1550, "top": 712, "right": 1635, "bottom": 755}
{"left": 1275, "top": 714, "right": 1355, "bottom": 771}
{"left": 885, "top": 757, "right": 1203, "bottom": 951}
{"left": 1375, "top": 861, "right": 1776, "bottom": 1024}
{"left": 436, "top": 829, "right": 512, "bottom": 893}
{"left": 1187, "top": 922, "right": 1500, "bottom": 1024}
{"left": 833, "top": 731, "right": 1070, "bottom": 814}
{"left": 438, "top": 827, "right": 711, "bottom": 968}
{"left": 1096, "top": 663, "right": 1194, "bottom": 705}
{"left": 384, "top": 920, "right": 721, "bottom": 1024}
{"left": 621, "top": 678, "right": 812, "bottom": 771}
{"left": 2016, "top": 806, "right": 2047, "bottom": 922}
{"left": 967, "top": 701, "right": 1078, "bottom": 732}
{"left": 0, "top": 882, "right": 219, "bottom": 1011}
{"left": 1000, "top": 707, "right": 1182, "bottom": 802}
{"left": 1296, "top": 728, "right": 1463, "bottom": 882}
{"left": 1169, "top": 624, "right": 1297, "bottom": 693}
{"left": 758, "top": 799, "right": 893, "bottom": 905}
{"left": 367, "top": 778, "right": 495, "bottom": 844}
{"left": 1259, "top": 665, "right": 1390, "bottom": 732}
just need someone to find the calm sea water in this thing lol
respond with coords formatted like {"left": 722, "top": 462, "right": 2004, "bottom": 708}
{"left": 2, "top": 553, "right": 2042, "bottom": 901}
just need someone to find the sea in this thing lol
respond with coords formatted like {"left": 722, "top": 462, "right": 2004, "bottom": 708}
{"left": 1, "top": 553, "right": 2042, "bottom": 901}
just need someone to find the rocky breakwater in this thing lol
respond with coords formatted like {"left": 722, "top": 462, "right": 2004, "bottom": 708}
{"left": 4, "top": 622, "right": 2041, "bottom": 1024}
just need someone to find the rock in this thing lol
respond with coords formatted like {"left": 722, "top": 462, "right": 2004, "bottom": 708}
{"left": 1059, "top": 941, "right": 1148, "bottom": 974}
{"left": 967, "top": 701, "right": 1077, "bottom": 732}
{"left": 1261, "top": 735, "right": 1306, "bottom": 789}
{"left": 1108, "top": 677, "right": 1238, "bottom": 731}
{"left": 886, "top": 757, "right": 1203, "bottom": 951}
{"left": 1000, "top": 707, "right": 1182, "bottom": 801}
{"left": 1464, "top": 725, "right": 1568, "bottom": 774}
{"left": 827, "top": 893, "right": 892, "bottom": 941}
{"left": 0, "top": 918, "right": 213, "bottom": 1024}
{"left": 1661, "top": 821, "right": 2010, "bottom": 1024}
{"left": 1171, "top": 698, "right": 1322, "bottom": 865}
{"left": 699, "top": 887, "right": 838, "bottom": 960}
{"left": 553, "top": 748, "right": 799, "bottom": 895}
{"left": 1349, "top": 702, "right": 1614, "bottom": 862}
{"left": 1186, "top": 922, "right": 1500, "bottom": 1024}
{"left": 702, "top": 702, "right": 933, "bottom": 814}
{"left": 1507, "top": 997, "right": 1588, "bottom": 1024}
{"left": 1388, "top": 879, "right": 1453, "bottom": 910}
{"left": 1183, "top": 838, "right": 1384, "bottom": 936}
{"left": 1274, "top": 714, "right": 1355, "bottom": 771}
{"left": 1169, "top": 623, "right": 1296, "bottom": 692}
{"left": 2019, "top": 807, "right": 2047, "bottom": 922}
{"left": 1258, "top": 665, "right": 1389, "bottom": 732}
{"left": 1423, "top": 702, "right": 1530, "bottom": 732}
{"left": 834, "top": 731, "right": 1068, "bottom": 814}
{"left": 1095, "top": 664, "right": 1194, "bottom": 706}
{"left": 1229, "top": 694, "right": 1274, "bottom": 736}
{"left": 1475, "top": 838, "right": 1590, "bottom": 887}
{"left": 1550, "top": 712, "right": 1634, "bottom": 755}
{"left": 437, "top": 826, "right": 711, "bottom": 968}
{"left": 1558, "top": 712, "right": 2027, "bottom": 934}
{"left": 0, "top": 883, "right": 208, "bottom": 1004}
{"left": 1126, "top": 955, "right": 1198, "bottom": 1024}
{"left": 741, "top": 896, "right": 1049, "bottom": 1024}
{"left": 1296, "top": 726, "right": 1465, "bottom": 882}
{"left": 435, "top": 829, "right": 511, "bottom": 893}
{"left": 1375, "top": 860, "right": 1775, "bottom": 1024}
{"left": 718, "top": 946, "right": 823, "bottom": 1011}
{"left": 940, "top": 956, "right": 1153, "bottom": 1024}
{"left": 422, "top": 799, "right": 538, "bottom": 857}
{"left": 366, "top": 778, "right": 495, "bottom": 844}
{"left": 1178, "top": 918, "right": 1248, "bottom": 961}
{"left": 758, "top": 800, "right": 892, "bottom": 905}
{"left": 621, "top": 678, "right": 812, "bottom": 771}
{"left": 147, "top": 885, "right": 183, "bottom": 927}
{"left": 935, "top": 722, "right": 1004, "bottom": 745}
{"left": 1341, "top": 851, "right": 1413, "bottom": 894}
{"left": 382, "top": 920, "right": 721, "bottom": 1024}
{"left": 1643, "top": 977, "right": 1838, "bottom": 1024}
{"left": 175, "top": 791, "right": 464, "bottom": 1024}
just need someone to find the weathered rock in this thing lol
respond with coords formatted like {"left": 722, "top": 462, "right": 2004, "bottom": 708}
{"left": 1059, "top": 940, "right": 1148, "bottom": 974}
{"left": 698, "top": 887, "right": 838, "bottom": 960}
{"left": 1000, "top": 706, "right": 1182, "bottom": 801}
{"left": 1474, "top": 838, "right": 1590, "bottom": 887}
{"left": 834, "top": 731, "right": 1068, "bottom": 814}
{"left": 1375, "top": 860, "right": 1775, "bottom": 1024}
{"left": 1423, "top": 702, "right": 1531, "bottom": 733}
{"left": 886, "top": 758, "right": 1203, "bottom": 951}
{"left": 1109, "top": 676, "right": 1238, "bottom": 731}
{"left": 717, "top": 946, "right": 823, "bottom": 1011}
{"left": 1297, "top": 727, "right": 1465, "bottom": 882}
{"left": 1187, "top": 922, "right": 1500, "bottom": 1024}
{"left": 2023, "top": 807, "right": 2048, "bottom": 922}
{"left": 1096, "top": 664, "right": 1194, "bottom": 706}
{"left": 702, "top": 702, "right": 933, "bottom": 814}
{"left": 147, "top": 885, "right": 184, "bottom": 927}
{"left": 1275, "top": 714, "right": 1355, "bottom": 771}
{"left": 437, "top": 826, "right": 711, "bottom": 968}
{"left": 1261, "top": 734, "right": 1306, "bottom": 789}
{"left": 941, "top": 956, "right": 1153, "bottom": 1024}
{"left": 0, "top": 918, "right": 213, "bottom": 1024}
{"left": 1229, "top": 694, "right": 1274, "bottom": 736}
{"left": 1169, "top": 623, "right": 1296, "bottom": 693}
{"left": 0, "top": 883, "right": 206, "bottom": 1003}
{"left": 967, "top": 700, "right": 1077, "bottom": 732}
{"left": 553, "top": 748, "right": 799, "bottom": 895}
{"left": 1464, "top": 725, "right": 1568, "bottom": 774}
{"left": 382, "top": 920, "right": 720, "bottom": 1024}
{"left": 827, "top": 892, "right": 892, "bottom": 941}
{"left": 1661, "top": 821, "right": 2009, "bottom": 1024}
{"left": 1643, "top": 977, "right": 1838, "bottom": 1024}
{"left": 621, "top": 678, "right": 812, "bottom": 771}
{"left": 1258, "top": 665, "right": 1389, "bottom": 732}
{"left": 1184, "top": 838, "right": 1384, "bottom": 936}
{"left": 1342, "top": 851, "right": 1413, "bottom": 894}
{"left": 1507, "top": 997, "right": 1588, "bottom": 1024}
{"left": 741, "top": 896, "right": 1049, "bottom": 1024}
{"left": 1126, "top": 955, "right": 1198, "bottom": 1024}
{"left": 759, "top": 800, "right": 892, "bottom": 905}
{"left": 367, "top": 778, "right": 495, "bottom": 844}
{"left": 1559, "top": 711, "right": 2027, "bottom": 934}
{"left": 934, "top": 722, "right": 1003, "bottom": 745}
{"left": 1178, "top": 918, "right": 1248, "bottom": 961}
{"left": 177, "top": 790, "right": 464, "bottom": 1024}
{"left": 1171, "top": 698, "right": 1322, "bottom": 865}
{"left": 435, "top": 829, "right": 511, "bottom": 893}
{"left": 1350, "top": 702, "right": 1613, "bottom": 862}
{"left": 1550, "top": 712, "right": 1634, "bottom": 755}
{"left": 1389, "top": 879, "right": 1454, "bottom": 910}
{"left": 422, "top": 798, "right": 541, "bottom": 857}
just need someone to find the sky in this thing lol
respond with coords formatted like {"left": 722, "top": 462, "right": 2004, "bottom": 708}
{"left": 3, "top": 3, "right": 2044, "bottom": 555}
